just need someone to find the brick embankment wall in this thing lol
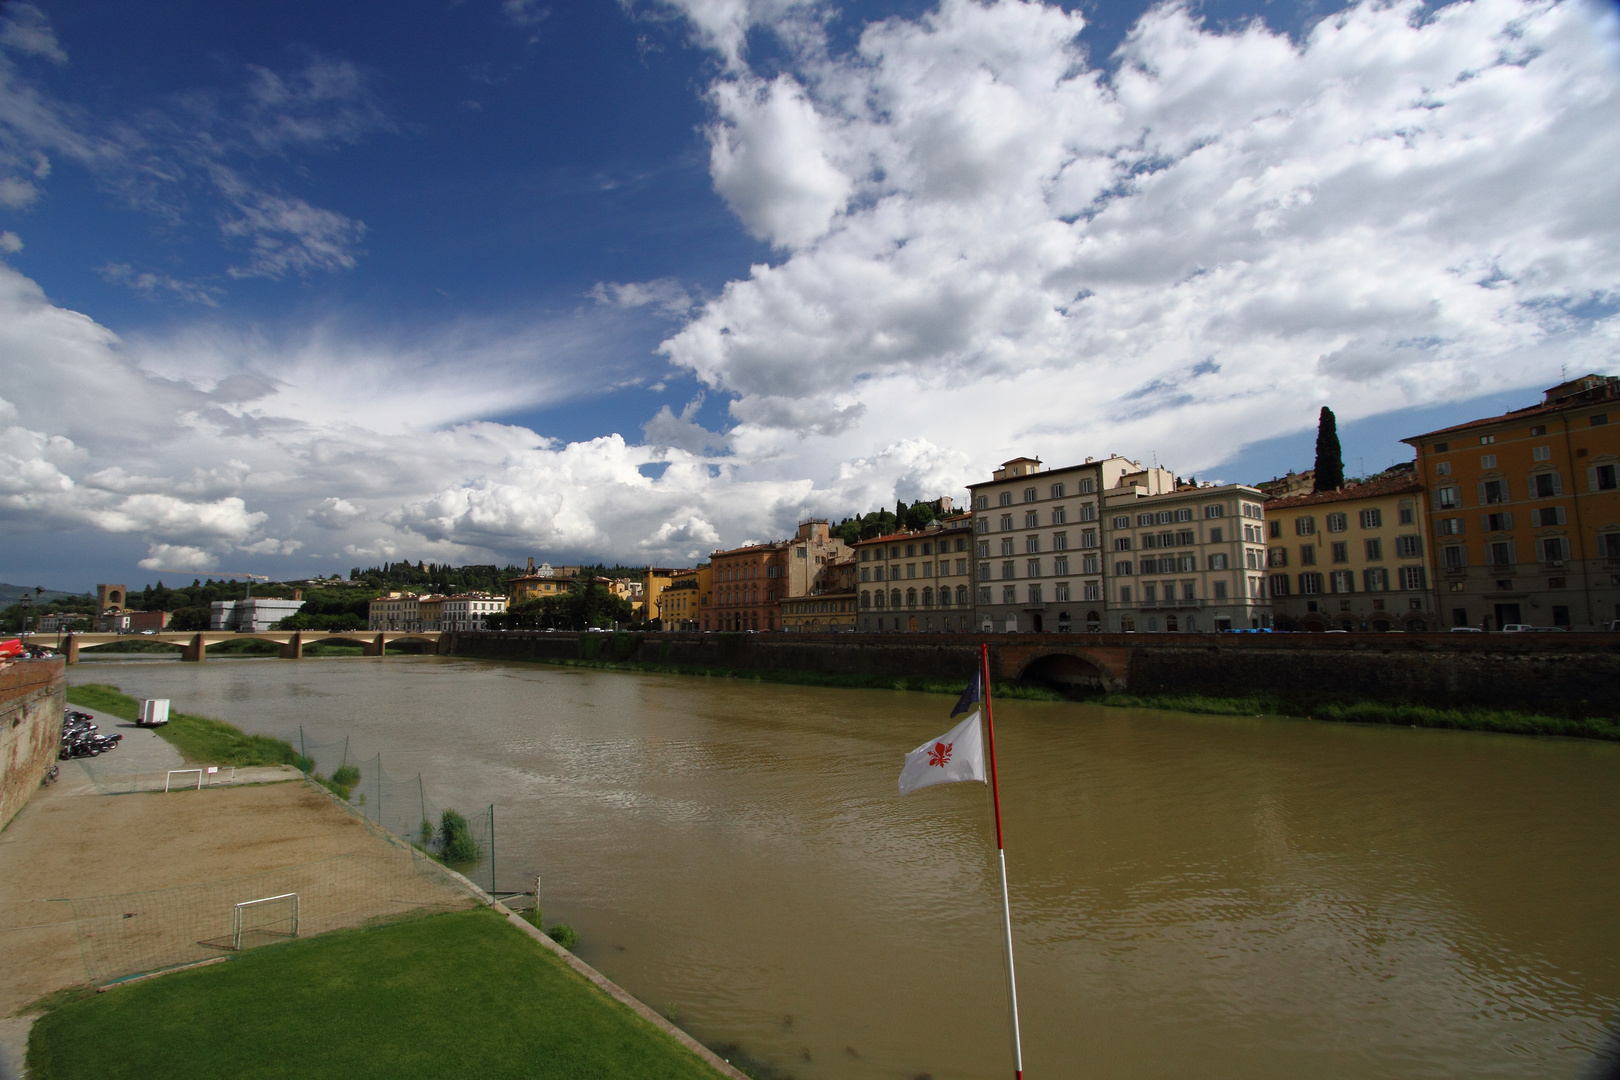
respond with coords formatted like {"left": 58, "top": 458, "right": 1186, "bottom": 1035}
{"left": 1, "top": 657, "right": 65, "bottom": 828}
{"left": 449, "top": 631, "right": 1620, "bottom": 714}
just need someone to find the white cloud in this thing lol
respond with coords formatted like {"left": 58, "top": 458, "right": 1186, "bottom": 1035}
{"left": 655, "top": 0, "right": 1620, "bottom": 475}
{"left": 0, "top": 230, "right": 19, "bottom": 253}
{"left": 0, "top": 4, "right": 67, "bottom": 64}
{"left": 588, "top": 277, "right": 694, "bottom": 316}
{"left": 137, "top": 545, "right": 218, "bottom": 572}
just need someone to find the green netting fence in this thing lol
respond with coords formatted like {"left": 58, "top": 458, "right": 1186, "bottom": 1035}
{"left": 296, "top": 728, "right": 497, "bottom": 896}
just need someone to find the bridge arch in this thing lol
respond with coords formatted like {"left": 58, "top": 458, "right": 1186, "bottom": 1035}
{"left": 1018, "top": 651, "right": 1109, "bottom": 691}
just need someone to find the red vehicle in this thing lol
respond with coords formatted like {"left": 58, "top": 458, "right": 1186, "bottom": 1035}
{"left": 0, "top": 639, "right": 23, "bottom": 659}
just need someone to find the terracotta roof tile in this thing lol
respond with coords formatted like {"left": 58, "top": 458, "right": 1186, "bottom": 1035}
{"left": 1264, "top": 474, "right": 1423, "bottom": 510}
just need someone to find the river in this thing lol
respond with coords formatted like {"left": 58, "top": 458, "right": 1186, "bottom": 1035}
{"left": 69, "top": 655, "right": 1620, "bottom": 1079}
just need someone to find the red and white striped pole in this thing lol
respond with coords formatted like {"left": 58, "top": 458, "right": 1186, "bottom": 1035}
{"left": 981, "top": 642, "right": 1025, "bottom": 1079}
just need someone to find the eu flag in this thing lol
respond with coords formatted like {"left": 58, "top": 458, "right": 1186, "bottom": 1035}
{"left": 950, "top": 669, "right": 982, "bottom": 718}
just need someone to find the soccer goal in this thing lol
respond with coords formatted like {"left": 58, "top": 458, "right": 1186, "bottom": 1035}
{"left": 232, "top": 892, "right": 299, "bottom": 950}
{"left": 165, "top": 768, "right": 203, "bottom": 792}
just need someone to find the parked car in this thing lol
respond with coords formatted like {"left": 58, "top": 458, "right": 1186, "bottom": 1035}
{"left": 1449, "top": 626, "right": 1484, "bottom": 632}
{"left": 1500, "top": 624, "right": 1535, "bottom": 632}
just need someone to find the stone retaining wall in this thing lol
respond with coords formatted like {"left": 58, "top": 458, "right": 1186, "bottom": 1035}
{"left": 448, "top": 631, "right": 1620, "bottom": 715}
{"left": 0, "top": 658, "right": 65, "bottom": 829}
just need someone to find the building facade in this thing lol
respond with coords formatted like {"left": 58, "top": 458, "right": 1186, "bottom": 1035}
{"left": 854, "top": 515, "right": 976, "bottom": 632}
{"left": 506, "top": 559, "right": 579, "bottom": 605}
{"left": 1264, "top": 474, "right": 1434, "bottom": 632}
{"left": 211, "top": 597, "right": 305, "bottom": 632}
{"left": 968, "top": 455, "right": 1146, "bottom": 633}
{"left": 660, "top": 569, "right": 701, "bottom": 630}
{"left": 708, "top": 542, "right": 785, "bottom": 632}
{"left": 1100, "top": 480, "right": 1273, "bottom": 632}
{"left": 440, "top": 593, "right": 506, "bottom": 632}
{"left": 1403, "top": 374, "right": 1620, "bottom": 630}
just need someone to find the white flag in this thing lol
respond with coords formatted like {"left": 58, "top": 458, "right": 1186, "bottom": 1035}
{"left": 898, "top": 712, "right": 987, "bottom": 796}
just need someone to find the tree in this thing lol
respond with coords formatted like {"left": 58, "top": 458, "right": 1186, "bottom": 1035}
{"left": 903, "top": 502, "right": 936, "bottom": 530}
{"left": 1313, "top": 407, "right": 1345, "bottom": 492}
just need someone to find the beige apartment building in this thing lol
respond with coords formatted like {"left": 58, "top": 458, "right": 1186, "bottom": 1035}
{"left": 968, "top": 455, "right": 1144, "bottom": 633}
{"left": 440, "top": 593, "right": 507, "bottom": 632}
{"left": 1264, "top": 473, "right": 1434, "bottom": 632}
{"left": 1101, "top": 479, "right": 1273, "bottom": 632}
{"left": 854, "top": 514, "right": 976, "bottom": 632}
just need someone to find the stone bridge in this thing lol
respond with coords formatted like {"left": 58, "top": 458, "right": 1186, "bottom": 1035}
{"left": 53, "top": 630, "right": 447, "bottom": 663}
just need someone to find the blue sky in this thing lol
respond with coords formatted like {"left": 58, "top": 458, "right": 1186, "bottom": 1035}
{"left": 1, "top": 0, "right": 1617, "bottom": 592}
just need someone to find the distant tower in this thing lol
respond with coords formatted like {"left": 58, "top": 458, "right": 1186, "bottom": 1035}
{"left": 96, "top": 584, "right": 127, "bottom": 611}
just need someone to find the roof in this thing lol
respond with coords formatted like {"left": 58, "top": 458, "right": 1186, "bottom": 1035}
{"left": 1264, "top": 474, "right": 1424, "bottom": 510}
{"left": 1402, "top": 375, "right": 1619, "bottom": 443}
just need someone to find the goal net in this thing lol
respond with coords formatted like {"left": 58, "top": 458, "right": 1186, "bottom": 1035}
{"left": 233, "top": 892, "right": 299, "bottom": 950}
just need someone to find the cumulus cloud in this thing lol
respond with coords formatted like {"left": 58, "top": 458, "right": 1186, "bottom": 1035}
{"left": 137, "top": 545, "right": 218, "bottom": 572}
{"left": 588, "top": 277, "right": 694, "bottom": 316}
{"left": 655, "top": 0, "right": 1620, "bottom": 474}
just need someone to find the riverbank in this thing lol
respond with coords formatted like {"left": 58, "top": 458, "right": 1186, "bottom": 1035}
{"left": 65, "top": 684, "right": 310, "bottom": 767}
{"left": 491, "top": 652, "right": 1620, "bottom": 742}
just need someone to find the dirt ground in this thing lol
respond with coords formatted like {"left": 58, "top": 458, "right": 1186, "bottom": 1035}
{"left": 0, "top": 755, "right": 477, "bottom": 1076}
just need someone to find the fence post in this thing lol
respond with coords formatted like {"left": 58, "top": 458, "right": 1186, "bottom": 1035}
{"left": 489, "top": 804, "right": 496, "bottom": 895}
{"left": 418, "top": 775, "right": 425, "bottom": 842}
{"left": 300, "top": 727, "right": 306, "bottom": 774}
{"left": 375, "top": 755, "right": 382, "bottom": 824}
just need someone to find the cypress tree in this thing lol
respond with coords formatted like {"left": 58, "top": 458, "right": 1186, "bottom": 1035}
{"left": 1313, "top": 407, "right": 1345, "bottom": 492}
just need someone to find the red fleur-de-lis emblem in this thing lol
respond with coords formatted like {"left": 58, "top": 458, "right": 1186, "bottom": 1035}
{"left": 927, "top": 741, "right": 952, "bottom": 767}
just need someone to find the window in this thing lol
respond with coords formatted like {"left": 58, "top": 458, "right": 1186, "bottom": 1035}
{"left": 1115, "top": 560, "right": 1134, "bottom": 576}
{"left": 1270, "top": 574, "right": 1291, "bottom": 596}
{"left": 1054, "top": 581, "right": 1071, "bottom": 602}
{"left": 1027, "top": 583, "right": 1043, "bottom": 603}
{"left": 1136, "top": 513, "right": 1153, "bottom": 527}
{"left": 976, "top": 519, "right": 988, "bottom": 534}
{"left": 1052, "top": 506, "right": 1067, "bottom": 525}
{"left": 1330, "top": 571, "right": 1355, "bottom": 594}
{"left": 860, "top": 568, "right": 870, "bottom": 583}
{"left": 1080, "top": 503, "right": 1097, "bottom": 521}
{"left": 1208, "top": 553, "right": 1229, "bottom": 570}
{"left": 1027, "top": 558, "right": 1041, "bottom": 577}
{"left": 1481, "top": 454, "right": 1498, "bottom": 469}
{"left": 1437, "top": 486, "right": 1461, "bottom": 508}
{"left": 1082, "top": 555, "right": 1100, "bottom": 575}
{"left": 1176, "top": 529, "right": 1196, "bottom": 546}
{"left": 1175, "top": 508, "right": 1192, "bottom": 522}
{"left": 1531, "top": 473, "right": 1562, "bottom": 498}
{"left": 1331, "top": 542, "right": 1348, "bottom": 563}
{"left": 999, "top": 491, "right": 1013, "bottom": 506}
{"left": 1364, "top": 568, "right": 1389, "bottom": 592}
{"left": 1593, "top": 414, "right": 1610, "bottom": 426}
{"left": 1299, "top": 572, "right": 1323, "bottom": 594}
{"left": 1000, "top": 514, "right": 1013, "bottom": 531}
{"left": 978, "top": 587, "right": 992, "bottom": 605}
{"left": 1242, "top": 503, "right": 1262, "bottom": 519}
{"left": 1026, "top": 535, "right": 1040, "bottom": 554}
{"left": 974, "top": 495, "right": 988, "bottom": 510}
{"left": 1488, "top": 541, "right": 1516, "bottom": 566}
{"left": 1245, "top": 548, "right": 1264, "bottom": 570}
{"left": 1050, "top": 482, "right": 1065, "bottom": 498}
{"left": 957, "top": 585, "right": 970, "bottom": 605}
{"left": 1533, "top": 446, "right": 1551, "bottom": 462}
{"left": 906, "top": 544, "right": 917, "bottom": 557}
{"left": 1054, "top": 556, "right": 1069, "bottom": 575}
{"left": 1365, "top": 538, "right": 1383, "bottom": 561}
{"left": 1399, "top": 505, "right": 1415, "bottom": 525}
{"left": 1212, "top": 580, "right": 1228, "bottom": 599}
{"left": 1204, "top": 505, "right": 1225, "bottom": 518}
{"left": 1002, "top": 586, "right": 1016, "bottom": 604}
{"left": 1082, "top": 530, "right": 1099, "bottom": 548}
{"left": 1600, "top": 534, "right": 1620, "bottom": 559}
{"left": 1540, "top": 537, "right": 1568, "bottom": 562}
{"left": 1359, "top": 508, "right": 1382, "bottom": 529}
{"left": 921, "top": 542, "right": 932, "bottom": 555}
{"left": 978, "top": 562, "right": 990, "bottom": 580}
{"left": 1269, "top": 520, "right": 1282, "bottom": 538}
{"left": 1210, "top": 527, "right": 1223, "bottom": 543}
{"left": 1114, "top": 537, "right": 1133, "bottom": 551}
{"left": 1001, "top": 561, "right": 1016, "bottom": 579}
{"left": 1396, "top": 535, "right": 1422, "bottom": 557}
{"left": 1399, "top": 566, "right": 1426, "bottom": 590}
{"left": 1296, "top": 517, "right": 1316, "bottom": 536}
{"left": 1483, "top": 512, "right": 1513, "bottom": 531}
{"left": 905, "top": 588, "right": 917, "bottom": 607}
{"left": 1269, "top": 547, "right": 1288, "bottom": 567}
{"left": 1112, "top": 515, "right": 1130, "bottom": 529}
{"left": 1530, "top": 425, "right": 1547, "bottom": 436}
{"left": 1155, "top": 511, "right": 1171, "bottom": 525}
{"left": 1025, "top": 510, "right": 1039, "bottom": 529}
{"left": 1326, "top": 513, "right": 1348, "bottom": 532}
{"left": 1481, "top": 480, "right": 1507, "bottom": 503}
{"left": 1481, "top": 434, "right": 1496, "bottom": 444}
{"left": 1142, "top": 583, "right": 1157, "bottom": 603}
{"left": 1436, "top": 462, "right": 1452, "bottom": 476}
{"left": 1141, "top": 533, "right": 1160, "bottom": 550}
{"left": 1596, "top": 464, "right": 1618, "bottom": 491}
{"left": 1078, "top": 478, "right": 1095, "bottom": 494}
{"left": 1053, "top": 532, "right": 1068, "bottom": 551}
{"left": 922, "top": 587, "right": 934, "bottom": 607}
{"left": 1433, "top": 442, "right": 1449, "bottom": 452}
{"left": 1300, "top": 544, "right": 1317, "bottom": 565}
{"left": 1442, "top": 545, "right": 1467, "bottom": 570}
{"left": 1438, "top": 517, "right": 1464, "bottom": 536}
{"left": 977, "top": 540, "right": 990, "bottom": 558}
{"left": 1024, "top": 487, "right": 1038, "bottom": 502}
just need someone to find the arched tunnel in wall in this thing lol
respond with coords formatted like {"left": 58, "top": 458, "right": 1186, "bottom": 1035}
{"left": 1019, "top": 652, "right": 1108, "bottom": 693}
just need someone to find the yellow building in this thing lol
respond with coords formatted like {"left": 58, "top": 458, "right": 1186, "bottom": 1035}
{"left": 507, "top": 558, "right": 578, "bottom": 604}
{"left": 1263, "top": 473, "right": 1434, "bottom": 632}
{"left": 780, "top": 556, "right": 860, "bottom": 632}
{"left": 659, "top": 568, "right": 702, "bottom": 629}
{"left": 640, "top": 567, "right": 684, "bottom": 624}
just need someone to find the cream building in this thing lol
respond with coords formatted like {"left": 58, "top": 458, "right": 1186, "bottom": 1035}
{"left": 440, "top": 593, "right": 507, "bottom": 632}
{"left": 1263, "top": 473, "right": 1433, "bottom": 632}
{"left": 855, "top": 514, "right": 977, "bottom": 632}
{"left": 1100, "top": 480, "right": 1274, "bottom": 632}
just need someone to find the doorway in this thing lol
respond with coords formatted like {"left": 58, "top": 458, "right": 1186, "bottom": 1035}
{"left": 1494, "top": 603, "right": 1522, "bottom": 628}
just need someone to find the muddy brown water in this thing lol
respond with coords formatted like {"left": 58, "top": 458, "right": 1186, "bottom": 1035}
{"left": 70, "top": 655, "right": 1620, "bottom": 1079}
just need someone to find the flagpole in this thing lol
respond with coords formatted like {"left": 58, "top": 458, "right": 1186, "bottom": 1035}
{"left": 981, "top": 643, "right": 1025, "bottom": 1080}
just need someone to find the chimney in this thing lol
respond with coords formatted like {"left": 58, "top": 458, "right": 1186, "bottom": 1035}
{"left": 527, "top": 557, "right": 535, "bottom": 573}
{"left": 293, "top": 589, "right": 302, "bottom": 601}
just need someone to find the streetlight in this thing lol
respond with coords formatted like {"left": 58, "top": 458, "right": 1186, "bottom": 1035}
{"left": 18, "top": 593, "right": 32, "bottom": 643}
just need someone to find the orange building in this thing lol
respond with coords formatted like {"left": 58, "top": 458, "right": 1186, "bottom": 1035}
{"left": 707, "top": 542, "right": 786, "bottom": 632}
{"left": 1403, "top": 374, "right": 1620, "bottom": 630}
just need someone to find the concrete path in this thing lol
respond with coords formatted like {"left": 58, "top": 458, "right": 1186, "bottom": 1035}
{"left": 55, "top": 707, "right": 301, "bottom": 795}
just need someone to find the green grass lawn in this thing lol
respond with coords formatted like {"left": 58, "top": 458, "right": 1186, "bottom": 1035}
{"left": 27, "top": 908, "right": 727, "bottom": 1080}
{"left": 66, "top": 684, "right": 309, "bottom": 768}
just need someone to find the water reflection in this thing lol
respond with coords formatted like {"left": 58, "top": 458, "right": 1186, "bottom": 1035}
{"left": 72, "top": 657, "right": 1620, "bottom": 1078}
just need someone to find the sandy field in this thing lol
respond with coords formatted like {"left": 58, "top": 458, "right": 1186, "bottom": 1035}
{"left": 0, "top": 716, "right": 477, "bottom": 1077}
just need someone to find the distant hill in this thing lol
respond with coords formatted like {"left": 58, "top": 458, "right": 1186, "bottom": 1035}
{"left": 0, "top": 583, "right": 90, "bottom": 607}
